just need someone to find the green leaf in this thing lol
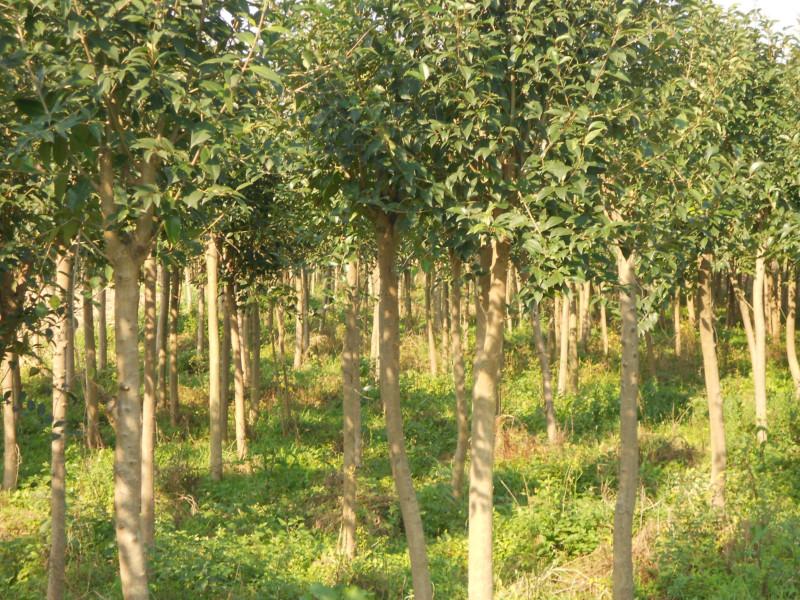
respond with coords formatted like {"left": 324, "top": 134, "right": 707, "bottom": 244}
{"left": 250, "top": 64, "right": 282, "bottom": 84}
{"left": 190, "top": 129, "right": 213, "bottom": 148}
{"left": 164, "top": 214, "right": 182, "bottom": 244}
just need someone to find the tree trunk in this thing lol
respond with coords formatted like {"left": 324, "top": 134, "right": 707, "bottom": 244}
{"left": 65, "top": 257, "right": 76, "bottom": 391}
{"left": 302, "top": 268, "right": 310, "bottom": 354}
{"left": 370, "top": 268, "right": 380, "bottom": 376}
{"left": 221, "top": 282, "right": 231, "bottom": 443}
{"left": 374, "top": 211, "right": 432, "bottom": 600}
{"left": 293, "top": 269, "right": 305, "bottom": 369}
{"left": 786, "top": 268, "right": 800, "bottom": 399}
{"left": 753, "top": 253, "right": 768, "bottom": 444}
{"left": 340, "top": 259, "right": 360, "bottom": 559}
{"left": 112, "top": 260, "right": 149, "bottom": 599}
{"left": 168, "top": 268, "right": 180, "bottom": 427}
{"left": 227, "top": 284, "right": 248, "bottom": 461}
{"left": 196, "top": 283, "right": 205, "bottom": 355}
{"left": 183, "top": 268, "right": 192, "bottom": 313}
{"left": 83, "top": 275, "right": 102, "bottom": 449}
{"left": 98, "top": 287, "right": 108, "bottom": 371}
{"left": 2, "top": 355, "right": 18, "bottom": 490}
{"left": 47, "top": 250, "right": 72, "bottom": 599}
{"left": 612, "top": 249, "right": 639, "bottom": 600}
{"left": 249, "top": 301, "right": 261, "bottom": 432}
{"left": 442, "top": 280, "right": 451, "bottom": 366}
{"left": 156, "top": 267, "right": 169, "bottom": 410}
{"left": 449, "top": 252, "right": 469, "bottom": 497}
{"left": 600, "top": 297, "right": 609, "bottom": 358}
{"left": 687, "top": 290, "right": 697, "bottom": 331}
{"left": 425, "top": 271, "right": 438, "bottom": 376}
{"left": 141, "top": 256, "right": 157, "bottom": 550}
{"left": 533, "top": 301, "right": 558, "bottom": 444}
{"left": 731, "top": 275, "right": 757, "bottom": 370}
{"left": 673, "top": 289, "right": 682, "bottom": 358}
{"left": 698, "top": 254, "right": 726, "bottom": 507}
{"left": 403, "top": 269, "right": 413, "bottom": 329}
{"left": 567, "top": 286, "right": 579, "bottom": 394}
{"left": 206, "top": 237, "right": 223, "bottom": 481}
{"left": 468, "top": 238, "right": 509, "bottom": 600}
{"left": 557, "top": 291, "right": 570, "bottom": 395}
{"left": 275, "top": 302, "right": 291, "bottom": 432}
{"left": 579, "top": 281, "right": 591, "bottom": 348}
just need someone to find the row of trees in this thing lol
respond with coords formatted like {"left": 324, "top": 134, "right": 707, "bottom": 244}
{"left": 1, "top": 0, "right": 798, "bottom": 598}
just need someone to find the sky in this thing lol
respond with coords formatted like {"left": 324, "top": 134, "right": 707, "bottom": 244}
{"left": 714, "top": 0, "right": 800, "bottom": 32}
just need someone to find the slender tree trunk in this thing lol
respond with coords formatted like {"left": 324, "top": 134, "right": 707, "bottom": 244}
{"left": 83, "top": 275, "right": 102, "bottom": 449}
{"left": 196, "top": 283, "right": 205, "bottom": 355}
{"left": 340, "top": 259, "right": 360, "bottom": 558}
{"left": 65, "top": 257, "right": 76, "bottom": 391}
{"left": 767, "top": 261, "right": 781, "bottom": 341}
{"left": 567, "top": 286, "right": 579, "bottom": 394}
{"left": 140, "top": 257, "right": 157, "bottom": 550}
{"left": 449, "top": 252, "right": 469, "bottom": 497}
{"left": 2, "top": 355, "right": 18, "bottom": 490}
{"left": 403, "top": 269, "right": 413, "bottom": 328}
{"left": 112, "top": 260, "right": 149, "bottom": 599}
{"left": 579, "top": 281, "right": 591, "bottom": 347}
{"left": 600, "top": 297, "right": 609, "bottom": 358}
{"left": 98, "top": 287, "right": 108, "bottom": 371}
{"left": 753, "top": 253, "right": 768, "bottom": 444}
{"left": 302, "top": 268, "right": 310, "bottom": 354}
{"left": 557, "top": 291, "right": 570, "bottom": 395}
{"left": 442, "top": 280, "right": 451, "bottom": 366}
{"left": 183, "top": 268, "right": 192, "bottom": 313}
{"left": 612, "top": 249, "right": 639, "bottom": 600}
{"left": 293, "top": 269, "right": 305, "bottom": 369}
{"left": 47, "top": 250, "right": 72, "bottom": 600}
{"left": 168, "top": 268, "right": 180, "bottom": 427}
{"left": 786, "top": 268, "right": 800, "bottom": 399}
{"left": 731, "top": 275, "right": 757, "bottom": 369}
{"left": 240, "top": 308, "right": 251, "bottom": 402}
{"left": 227, "top": 284, "right": 248, "bottom": 461}
{"left": 687, "top": 290, "right": 697, "bottom": 332}
{"left": 554, "top": 294, "right": 561, "bottom": 353}
{"left": 276, "top": 302, "right": 291, "bottom": 432}
{"left": 425, "top": 271, "right": 438, "bottom": 376}
{"left": 698, "top": 255, "right": 726, "bottom": 507}
{"left": 221, "top": 282, "right": 231, "bottom": 443}
{"left": 468, "top": 238, "right": 509, "bottom": 600}
{"left": 532, "top": 301, "right": 558, "bottom": 444}
{"left": 206, "top": 238, "right": 223, "bottom": 481}
{"left": 370, "top": 268, "right": 380, "bottom": 375}
{"left": 374, "top": 211, "right": 432, "bottom": 600}
{"left": 673, "top": 289, "right": 682, "bottom": 358}
{"left": 249, "top": 301, "right": 260, "bottom": 432}
{"left": 156, "top": 267, "right": 169, "bottom": 410}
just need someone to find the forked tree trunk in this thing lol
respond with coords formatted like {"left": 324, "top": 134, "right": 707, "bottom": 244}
{"left": 206, "top": 237, "right": 223, "bottom": 481}
{"left": 47, "top": 250, "right": 72, "bottom": 600}
{"left": 698, "top": 255, "right": 726, "bottom": 507}
{"left": 449, "top": 252, "right": 469, "bottom": 497}
{"left": 468, "top": 238, "right": 509, "bottom": 600}
{"left": 612, "top": 249, "right": 639, "bottom": 600}
{"left": 2, "top": 355, "right": 18, "bottom": 490}
{"left": 196, "top": 283, "right": 205, "bottom": 355}
{"left": 340, "top": 259, "right": 361, "bottom": 559}
{"left": 424, "top": 271, "right": 438, "bottom": 376}
{"left": 673, "top": 289, "right": 682, "bottom": 358}
{"left": 98, "top": 287, "right": 108, "bottom": 371}
{"left": 227, "top": 284, "right": 248, "bottom": 461}
{"left": 786, "top": 268, "right": 800, "bottom": 399}
{"left": 156, "top": 267, "right": 169, "bottom": 410}
{"left": 112, "top": 260, "right": 148, "bottom": 599}
{"left": 567, "top": 286, "right": 579, "bottom": 394}
{"left": 557, "top": 291, "right": 569, "bottom": 395}
{"left": 141, "top": 257, "right": 157, "bottom": 549}
{"left": 168, "top": 268, "right": 180, "bottom": 427}
{"left": 753, "top": 254, "right": 768, "bottom": 444}
{"left": 83, "top": 275, "right": 102, "bottom": 449}
{"left": 374, "top": 210, "right": 432, "bottom": 600}
{"left": 532, "top": 301, "right": 558, "bottom": 444}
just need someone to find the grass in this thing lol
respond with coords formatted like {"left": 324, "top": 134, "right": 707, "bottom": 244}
{"left": 2, "top": 316, "right": 800, "bottom": 598}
